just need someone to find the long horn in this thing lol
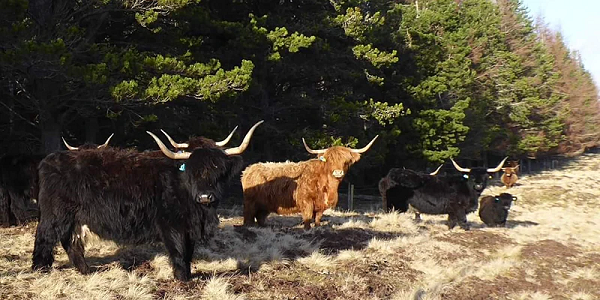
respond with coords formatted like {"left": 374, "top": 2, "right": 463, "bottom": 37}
{"left": 450, "top": 158, "right": 471, "bottom": 173}
{"left": 302, "top": 138, "right": 326, "bottom": 154}
{"left": 215, "top": 126, "right": 238, "bottom": 147}
{"left": 147, "top": 131, "right": 190, "bottom": 160}
{"left": 97, "top": 133, "right": 114, "bottom": 148}
{"left": 62, "top": 137, "right": 79, "bottom": 150}
{"left": 430, "top": 164, "right": 443, "bottom": 175}
{"left": 350, "top": 135, "right": 379, "bottom": 153}
{"left": 487, "top": 156, "right": 508, "bottom": 173}
{"left": 160, "top": 130, "right": 189, "bottom": 149}
{"left": 224, "top": 120, "right": 264, "bottom": 155}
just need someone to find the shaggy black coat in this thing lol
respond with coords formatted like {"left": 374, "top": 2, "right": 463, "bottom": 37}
{"left": 32, "top": 147, "right": 243, "bottom": 281}
{"left": 478, "top": 193, "right": 517, "bottom": 227}
{"left": 379, "top": 167, "right": 494, "bottom": 230}
{"left": 0, "top": 154, "right": 46, "bottom": 226}
{"left": 0, "top": 143, "right": 110, "bottom": 227}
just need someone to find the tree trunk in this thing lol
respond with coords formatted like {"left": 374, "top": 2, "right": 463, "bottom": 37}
{"left": 39, "top": 112, "right": 61, "bottom": 154}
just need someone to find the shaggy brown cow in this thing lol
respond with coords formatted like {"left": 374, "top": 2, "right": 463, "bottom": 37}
{"left": 241, "top": 136, "right": 378, "bottom": 230}
{"left": 501, "top": 165, "right": 519, "bottom": 188}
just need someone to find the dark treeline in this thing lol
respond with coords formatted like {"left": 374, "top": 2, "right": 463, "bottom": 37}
{"left": 1, "top": 0, "right": 599, "bottom": 187}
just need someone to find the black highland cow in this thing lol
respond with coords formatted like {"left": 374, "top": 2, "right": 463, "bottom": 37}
{"left": 0, "top": 134, "right": 114, "bottom": 227}
{"left": 378, "top": 157, "right": 507, "bottom": 230}
{"left": 478, "top": 193, "right": 517, "bottom": 227}
{"left": 161, "top": 126, "right": 239, "bottom": 151}
{"left": 31, "top": 121, "right": 262, "bottom": 281}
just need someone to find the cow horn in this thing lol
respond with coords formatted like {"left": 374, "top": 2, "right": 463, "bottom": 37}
{"left": 62, "top": 137, "right": 79, "bottom": 150}
{"left": 302, "top": 138, "right": 327, "bottom": 154}
{"left": 97, "top": 133, "right": 114, "bottom": 148}
{"left": 147, "top": 131, "right": 190, "bottom": 160}
{"left": 451, "top": 158, "right": 471, "bottom": 173}
{"left": 350, "top": 135, "right": 379, "bottom": 153}
{"left": 430, "top": 164, "right": 443, "bottom": 175}
{"left": 224, "top": 120, "right": 264, "bottom": 155}
{"left": 487, "top": 156, "right": 508, "bottom": 173}
{"left": 215, "top": 126, "right": 238, "bottom": 147}
{"left": 160, "top": 130, "right": 189, "bottom": 149}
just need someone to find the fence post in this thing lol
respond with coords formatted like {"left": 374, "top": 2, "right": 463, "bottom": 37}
{"left": 347, "top": 183, "right": 354, "bottom": 211}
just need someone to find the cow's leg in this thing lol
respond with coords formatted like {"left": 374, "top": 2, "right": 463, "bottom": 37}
{"left": 32, "top": 217, "right": 58, "bottom": 271}
{"left": 301, "top": 203, "right": 314, "bottom": 230}
{"left": 243, "top": 200, "right": 257, "bottom": 227}
{"left": 159, "top": 226, "right": 192, "bottom": 281}
{"left": 33, "top": 208, "right": 77, "bottom": 272}
{"left": 414, "top": 211, "right": 422, "bottom": 222}
{"left": 456, "top": 209, "right": 470, "bottom": 230}
{"left": 60, "top": 225, "right": 90, "bottom": 274}
{"left": 447, "top": 213, "right": 457, "bottom": 230}
{"left": 256, "top": 209, "right": 270, "bottom": 227}
{"left": 0, "top": 187, "right": 12, "bottom": 226}
{"left": 313, "top": 210, "right": 324, "bottom": 227}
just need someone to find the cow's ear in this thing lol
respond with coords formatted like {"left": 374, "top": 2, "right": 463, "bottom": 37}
{"left": 512, "top": 196, "right": 518, "bottom": 201}
{"left": 494, "top": 196, "right": 499, "bottom": 203}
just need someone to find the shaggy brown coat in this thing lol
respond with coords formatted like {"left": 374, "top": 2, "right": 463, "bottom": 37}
{"left": 501, "top": 166, "right": 519, "bottom": 188}
{"left": 242, "top": 146, "right": 366, "bottom": 230}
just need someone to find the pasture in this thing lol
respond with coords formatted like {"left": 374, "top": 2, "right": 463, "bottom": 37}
{"left": 1, "top": 153, "right": 599, "bottom": 300}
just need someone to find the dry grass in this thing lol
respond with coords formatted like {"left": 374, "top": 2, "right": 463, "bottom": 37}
{"left": 2, "top": 153, "right": 600, "bottom": 299}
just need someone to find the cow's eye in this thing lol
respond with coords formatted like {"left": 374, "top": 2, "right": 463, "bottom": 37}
{"left": 489, "top": 175, "right": 493, "bottom": 179}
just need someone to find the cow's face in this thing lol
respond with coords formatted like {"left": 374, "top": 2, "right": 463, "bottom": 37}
{"left": 502, "top": 166, "right": 519, "bottom": 178}
{"left": 495, "top": 193, "right": 517, "bottom": 210}
{"left": 451, "top": 157, "right": 508, "bottom": 194}
{"left": 320, "top": 147, "right": 362, "bottom": 180}
{"left": 303, "top": 136, "right": 379, "bottom": 180}
{"left": 459, "top": 168, "right": 491, "bottom": 193}
{"left": 182, "top": 148, "right": 244, "bottom": 208}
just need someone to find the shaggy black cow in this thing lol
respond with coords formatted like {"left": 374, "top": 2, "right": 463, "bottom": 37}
{"left": 0, "top": 134, "right": 114, "bottom": 227}
{"left": 161, "top": 126, "right": 238, "bottom": 151}
{"left": 378, "top": 157, "right": 507, "bottom": 230}
{"left": 478, "top": 193, "right": 517, "bottom": 227}
{"left": 380, "top": 165, "right": 442, "bottom": 219}
{"left": 31, "top": 122, "right": 262, "bottom": 281}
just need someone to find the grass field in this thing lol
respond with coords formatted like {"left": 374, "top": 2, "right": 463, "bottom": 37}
{"left": 1, "top": 154, "right": 599, "bottom": 299}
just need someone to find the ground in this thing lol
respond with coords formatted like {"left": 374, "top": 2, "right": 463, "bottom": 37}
{"left": 1, "top": 154, "right": 599, "bottom": 300}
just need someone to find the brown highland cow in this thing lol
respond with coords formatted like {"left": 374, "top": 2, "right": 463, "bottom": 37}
{"left": 501, "top": 165, "right": 519, "bottom": 188}
{"left": 241, "top": 136, "right": 378, "bottom": 230}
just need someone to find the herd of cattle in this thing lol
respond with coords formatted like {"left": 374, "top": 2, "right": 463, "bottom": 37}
{"left": 0, "top": 122, "right": 521, "bottom": 281}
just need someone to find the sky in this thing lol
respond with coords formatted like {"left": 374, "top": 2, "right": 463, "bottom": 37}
{"left": 519, "top": 0, "right": 600, "bottom": 87}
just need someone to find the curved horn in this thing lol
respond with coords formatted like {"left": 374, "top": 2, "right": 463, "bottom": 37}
{"left": 147, "top": 131, "right": 190, "bottom": 160}
{"left": 450, "top": 158, "right": 471, "bottom": 173}
{"left": 215, "top": 126, "right": 238, "bottom": 147}
{"left": 350, "top": 135, "right": 379, "bottom": 153}
{"left": 97, "top": 133, "right": 114, "bottom": 148}
{"left": 430, "top": 164, "right": 443, "bottom": 175}
{"left": 224, "top": 120, "right": 264, "bottom": 155}
{"left": 487, "top": 156, "right": 508, "bottom": 173}
{"left": 160, "top": 130, "right": 189, "bottom": 149}
{"left": 302, "top": 138, "right": 326, "bottom": 154}
{"left": 62, "top": 137, "right": 79, "bottom": 151}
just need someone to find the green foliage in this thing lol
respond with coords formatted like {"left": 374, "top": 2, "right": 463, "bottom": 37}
{"left": 1, "top": 0, "right": 599, "bottom": 179}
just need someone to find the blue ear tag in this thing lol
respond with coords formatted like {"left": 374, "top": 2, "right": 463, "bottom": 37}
{"left": 319, "top": 156, "right": 326, "bottom": 162}
{"left": 179, "top": 164, "right": 186, "bottom": 172}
